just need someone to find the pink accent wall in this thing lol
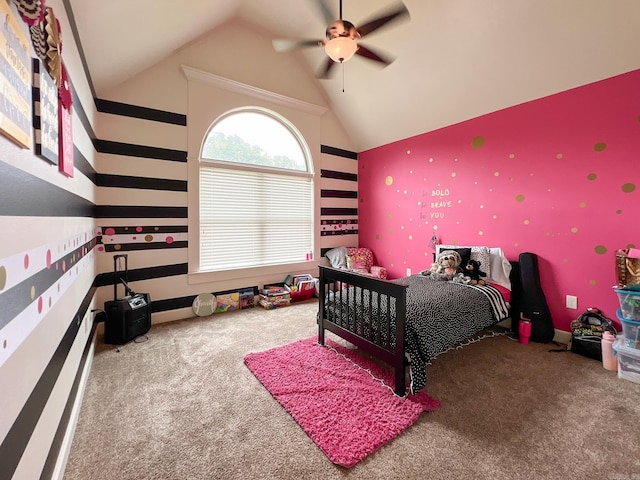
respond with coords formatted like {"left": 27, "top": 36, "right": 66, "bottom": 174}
{"left": 358, "top": 69, "right": 640, "bottom": 333}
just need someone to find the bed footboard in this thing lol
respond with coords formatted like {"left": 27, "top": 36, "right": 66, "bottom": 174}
{"left": 318, "top": 265, "right": 408, "bottom": 396}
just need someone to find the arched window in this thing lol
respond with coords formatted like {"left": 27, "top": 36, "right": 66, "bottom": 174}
{"left": 199, "top": 108, "right": 314, "bottom": 272}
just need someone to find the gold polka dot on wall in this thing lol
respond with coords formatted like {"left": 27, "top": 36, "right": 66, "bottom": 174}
{"left": 114, "top": 244, "right": 121, "bottom": 250}
{"left": 589, "top": 279, "right": 597, "bottom": 286}
{"left": 472, "top": 136, "right": 485, "bottom": 148}
{"left": 515, "top": 194, "right": 525, "bottom": 202}
{"left": 30, "top": 286, "right": 35, "bottom": 300}
{"left": 579, "top": 202, "right": 587, "bottom": 208}
{"left": 594, "top": 245, "right": 607, "bottom": 255}
{"left": 594, "top": 142, "right": 606, "bottom": 152}
{"left": 509, "top": 154, "right": 515, "bottom": 159}
{"left": 571, "top": 227, "right": 578, "bottom": 233}
{"left": 145, "top": 235, "right": 154, "bottom": 242}
{"left": 451, "top": 172, "right": 456, "bottom": 177}
{"left": 587, "top": 173, "right": 597, "bottom": 181}
{"left": 616, "top": 209, "right": 622, "bottom": 214}
{"left": 385, "top": 176, "right": 393, "bottom": 186}
{"left": 622, "top": 183, "right": 636, "bottom": 193}
{"left": 0, "top": 266, "right": 6, "bottom": 290}
{"left": 524, "top": 220, "right": 530, "bottom": 225}
{"left": 556, "top": 153, "right": 563, "bottom": 159}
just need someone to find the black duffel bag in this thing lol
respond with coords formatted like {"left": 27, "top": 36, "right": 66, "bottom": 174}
{"left": 569, "top": 307, "right": 617, "bottom": 360}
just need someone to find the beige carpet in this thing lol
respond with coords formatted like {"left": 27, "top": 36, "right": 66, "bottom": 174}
{"left": 64, "top": 300, "right": 640, "bottom": 480}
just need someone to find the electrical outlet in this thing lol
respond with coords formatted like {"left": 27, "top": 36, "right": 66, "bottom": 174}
{"left": 566, "top": 295, "right": 578, "bottom": 309}
{"left": 406, "top": 268, "right": 412, "bottom": 276}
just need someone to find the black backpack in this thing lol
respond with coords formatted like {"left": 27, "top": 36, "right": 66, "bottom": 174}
{"left": 569, "top": 308, "right": 617, "bottom": 360}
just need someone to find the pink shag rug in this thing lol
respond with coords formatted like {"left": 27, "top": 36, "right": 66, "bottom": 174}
{"left": 244, "top": 337, "right": 440, "bottom": 468}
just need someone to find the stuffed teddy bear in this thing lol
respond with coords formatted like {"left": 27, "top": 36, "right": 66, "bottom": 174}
{"left": 464, "top": 259, "right": 487, "bottom": 285}
{"left": 422, "top": 250, "right": 465, "bottom": 281}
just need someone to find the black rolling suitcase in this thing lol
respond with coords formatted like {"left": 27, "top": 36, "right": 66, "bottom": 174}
{"left": 104, "top": 254, "right": 151, "bottom": 344}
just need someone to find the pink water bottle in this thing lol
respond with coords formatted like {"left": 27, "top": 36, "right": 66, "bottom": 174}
{"left": 519, "top": 318, "right": 532, "bottom": 345}
{"left": 602, "top": 332, "right": 617, "bottom": 371}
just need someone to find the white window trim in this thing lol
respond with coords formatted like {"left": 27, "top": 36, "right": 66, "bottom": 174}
{"left": 184, "top": 66, "right": 326, "bottom": 286}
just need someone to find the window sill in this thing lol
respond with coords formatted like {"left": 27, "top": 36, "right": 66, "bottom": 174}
{"left": 188, "top": 261, "right": 320, "bottom": 286}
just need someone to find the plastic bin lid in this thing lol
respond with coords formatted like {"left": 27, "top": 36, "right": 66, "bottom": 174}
{"left": 616, "top": 308, "right": 640, "bottom": 325}
{"left": 613, "top": 336, "right": 640, "bottom": 357}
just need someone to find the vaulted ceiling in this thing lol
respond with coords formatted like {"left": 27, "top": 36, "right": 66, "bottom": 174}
{"left": 67, "top": 0, "right": 640, "bottom": 151}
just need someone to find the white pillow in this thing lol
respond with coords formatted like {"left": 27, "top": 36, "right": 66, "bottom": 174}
{"left": 487, "top": 247, "right": 512, "bottom": 290}
{"left": 437, "top": 245, "right": 491, "bottom": 279}
{"left": 325, "top": 247, "right": 348, "bottom": 268}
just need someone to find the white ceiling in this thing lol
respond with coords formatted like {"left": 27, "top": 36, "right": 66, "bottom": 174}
{"left": 67, "top": 0, "right": 640, "bottom": 152}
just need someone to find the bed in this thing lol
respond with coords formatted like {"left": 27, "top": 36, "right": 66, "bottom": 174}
{"left": 318, "top": 246, "right": 522, "bottom": 397}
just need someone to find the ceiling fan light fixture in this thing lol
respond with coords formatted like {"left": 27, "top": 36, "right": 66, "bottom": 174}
{"left": 324, "top": 36, "right": 358, "bottom": 63}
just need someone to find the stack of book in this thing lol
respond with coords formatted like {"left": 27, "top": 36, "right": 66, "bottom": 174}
{"left": 258, "top": 285, "right": 291, "bottom": 309}
{"left": 286, "top": 274, "right": 316, "bottom": 302}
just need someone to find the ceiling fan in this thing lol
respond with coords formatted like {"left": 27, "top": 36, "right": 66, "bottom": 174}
{"left": 272, "top": 0, "right": 410, "bottom": 79}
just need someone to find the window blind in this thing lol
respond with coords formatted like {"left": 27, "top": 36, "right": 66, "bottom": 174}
{"left": 200, "top": 166, "right": 313, "bottom": 271}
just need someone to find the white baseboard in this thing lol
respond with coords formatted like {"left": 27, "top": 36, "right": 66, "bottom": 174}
{"left": 52, "top": 331, "right": 97, "bottom": 480}
{"left": 497, "top": 317, "right": 570, "bottom": 346}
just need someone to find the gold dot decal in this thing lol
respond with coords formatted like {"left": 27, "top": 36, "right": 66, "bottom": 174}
{"left": 556, "top": 153, "right": 563, "bottom": 159}
{"left": 589, "top": 279, "right": 597, "bottom": 286}
{"left": 509, "top": 153, "right": 515, "bottom": 159}
{"left": 451, "top": 172, "right": 456, "bottom": 177}
{"left": 579, "top": 202, "right": 587, "bottom": 208}
{"left": 0, "top": 266, "right": 6, "bottom": 290}
{"left": 616, "top": 209, "right": 622, "bottom": 214}
{"left": 587, "top": 173, "right": 597, "bottom": 181}
{"left": 594, "top": 142, "right": 606, "bottom": 152}
{"left": 622, "top": 183, "right": 636, "bottom": 193}
{"left": 145, "top": 235, "right": 154, "bottom": 242}
{"left": 515, "top": 194, "right": 525, "bottom": 202}
{"left": 30, "top": 286, "right": 36, "bottom": 300}
{"left": 385, "top": 176, "right": 393, "bottom": 186}
{"left": 571, "top": 227, "right": 578, "bottom": 233}
{"left": 594, "top": 245, "right": 607, "bottom": 255}
{"left": 471, "top": 136, "right": 485, "bottom": 148}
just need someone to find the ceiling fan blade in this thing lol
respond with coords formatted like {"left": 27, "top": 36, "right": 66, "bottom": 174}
{"left": 355, "top": 43, "right": 395, "bottom": 66}
{"left": 314, "top": 0, "right": 335, "bottom": 25}
{"left": 272, "top": 38, "right": 324, "bottom": 52}
{"left": 317, "top": 57, "right": 337, "bottom": 79}
{"left": 356, "top": 2, "right": 410, "bottom": 38}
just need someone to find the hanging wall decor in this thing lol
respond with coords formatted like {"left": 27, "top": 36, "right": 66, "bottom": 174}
{"left": 11, "top": 0, "right": 45, "bottom": 26}
{"left": 32, "top": 58, "right": 59, "bottom": 164}
{"left": 43, "top": 7, "right": 62, "bottom": 87}
{"left": 58, "top": 62, "right": 73, "bottom": 177}
{"left": 0, "top": 0, "right": 32, "bottom": 148}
